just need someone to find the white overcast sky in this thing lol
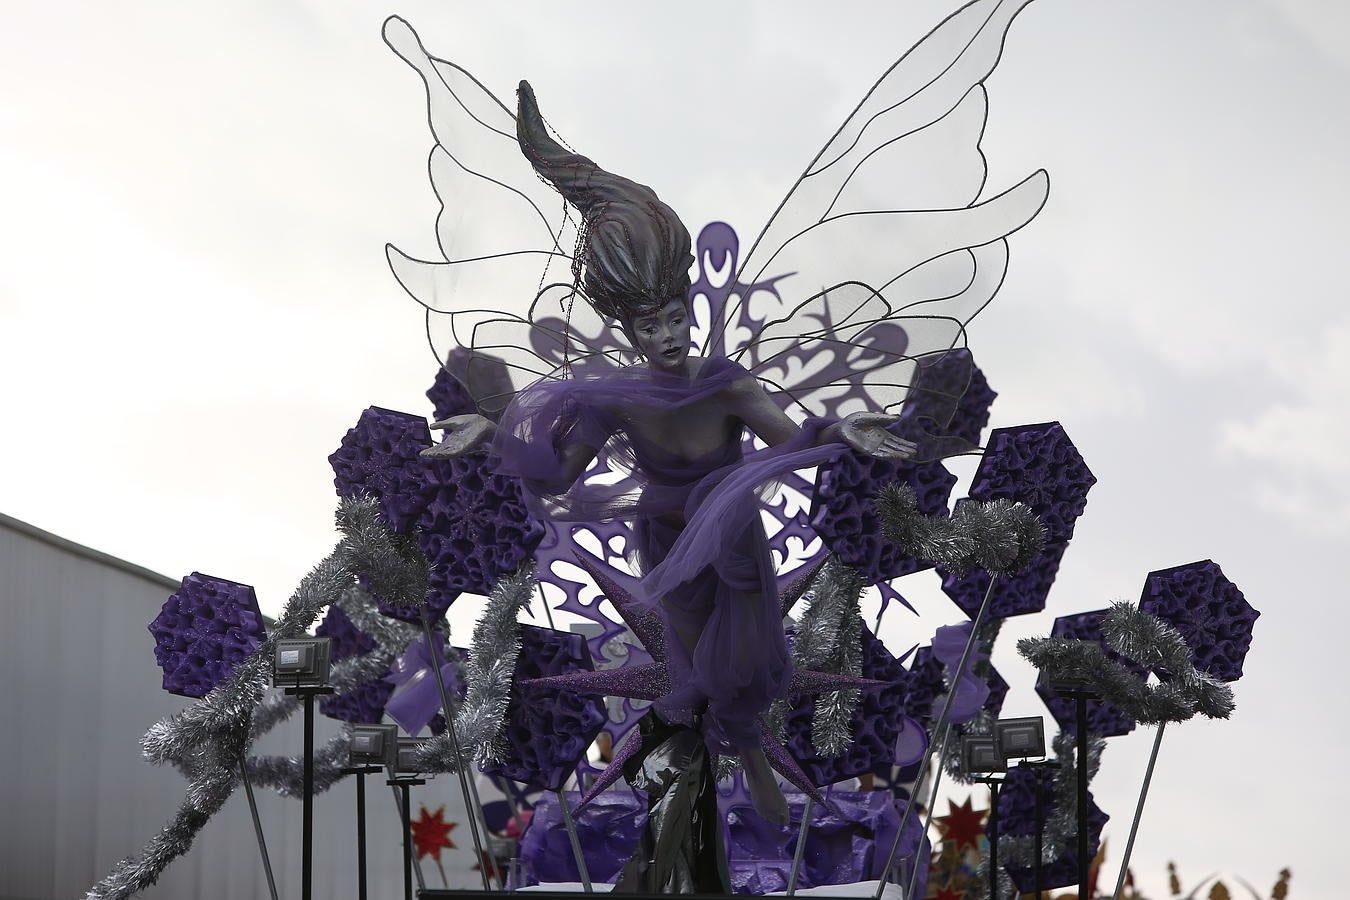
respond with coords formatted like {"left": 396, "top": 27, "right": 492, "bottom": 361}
{"left": 3, "top": 1, "right": 1347, "bottom": 898}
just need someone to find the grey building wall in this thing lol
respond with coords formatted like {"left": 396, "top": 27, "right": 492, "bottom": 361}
{"left": 0, "top": 513, "right": 478, "bottom": 900}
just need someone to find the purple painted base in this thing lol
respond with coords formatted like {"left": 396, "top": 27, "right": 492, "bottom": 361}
{"left": 519, "top": 789, "right": 906, "bottom": 893}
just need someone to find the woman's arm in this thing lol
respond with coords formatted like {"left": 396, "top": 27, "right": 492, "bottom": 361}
{"left": 725, "top": 375, "right": 916, "bottom": 459}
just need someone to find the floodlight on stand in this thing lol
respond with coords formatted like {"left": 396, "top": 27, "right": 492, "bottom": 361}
{"left": 961, "top": 734, "right": 1007, "bottom": 774}
{"left": 395, "top": 736, "right": 426, "bottom": 776}
{"left": 349, "top": 724, "right": 399, "bottom": 770}
{"left": 1038, "top": 668, "right": 1100, "bottom": 699}
{"left": 272, "top": 637, "right": 332, "bottom": 688}
{"left": 996, "top": 716, "right": 1047, "bottom": 760}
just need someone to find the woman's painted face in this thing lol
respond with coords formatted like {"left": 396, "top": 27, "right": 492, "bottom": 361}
{"left": 629, "top": 298, "right": 692, "bottom": 372}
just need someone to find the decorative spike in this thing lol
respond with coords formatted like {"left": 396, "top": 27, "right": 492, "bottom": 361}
{"left": 758, "top": 725, "right": 831, "bottom": 812}
{"left": 788, "top": 669, "right": 889, "bottom": 697}
{"left": 523, "top": 662, "right": 670, "bottom": 702}
{"left": 575, "top": 727, "right": 645, "bottom": 810}
{"left": 780, "top": 556, "right": 828, "bottom": 618}
{"left": 572, "top": 551, "right": 666, "bottom": 659}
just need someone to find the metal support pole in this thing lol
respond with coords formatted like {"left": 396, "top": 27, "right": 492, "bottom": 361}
{"left": 1034, "top": 767, "right": 1045, "bottom": 899}
{"left": 389, "top": 780, "right": 427, "bottom": 893}
{"left": 1112, "top": 722, "right": 1167, "bottom": 900}
{"left": 302, "top": 691, "right": 315, "bottom": 900}
{"left": 987, "top": 780, "right": 1001, "bottom": 900}
{"left": 878, "top": 575, "right": 999, "bottom": 900}
{"left": 398, "top": 781, "right": 414, "bottom": 900}
{"left": 556, "top": 789, "right": 593, "bottom": 893}
{"left": 787, "top": 796, "right": 815, "bottom": 896}
{"left": 238, "top": 753, "right": 280, "bottom": 900}
{"left": 356, "top": 770, "right": 369, "bottom": 900}
{"left": 419, "top": 609, "right": 495, "bottom": 891}
{"left": 1075, "top": 695, "right": 1090, "bottom": 900}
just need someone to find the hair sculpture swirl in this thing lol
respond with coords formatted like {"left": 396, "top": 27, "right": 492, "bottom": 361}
{"left": 515, "top": 81, "right": 693, "bottom": 321}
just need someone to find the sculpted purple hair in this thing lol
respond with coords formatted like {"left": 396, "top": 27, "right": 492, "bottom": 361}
{"left": 516, "top": 81, "right": 693, "bottom": 321}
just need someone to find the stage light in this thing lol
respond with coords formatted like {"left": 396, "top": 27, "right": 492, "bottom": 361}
{"left": 961, "top": 734, "right": 1007, "bottom": 774}
{"left": 996, "top": 716, "right": 1046, "bottom": 760}
{"left": 272, "top": 637, "right": 332, "bottom": 688}
{"left": 349, "top": 724, "right": 398, "bottom": 769}
{"left": 395, "top": 737, "right": 425, "bottom": 775}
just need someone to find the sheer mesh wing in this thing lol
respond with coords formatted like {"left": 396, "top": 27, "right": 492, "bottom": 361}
{"left": 383, "top": 17, "right": 625, "bottom": 404}
{"left": 717, "top": 0, "right": 1047, "bottom": 420}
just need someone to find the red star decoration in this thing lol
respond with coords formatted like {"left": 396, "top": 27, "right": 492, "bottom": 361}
{"left": 411, "top": 804, "right": 458, "bottom": 862}
{"left": 932, "top": 885, "right": 965, "bottom": 900}
{"left": 935, "top": 795, "right": 986, "bottom": 853}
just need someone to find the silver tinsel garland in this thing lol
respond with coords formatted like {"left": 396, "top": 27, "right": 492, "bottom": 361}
{"left": 1018, "top": 602, "right": 1235, "bottom": 725}
{"left": 938, "top": 618, "right": 1004, "bottom": 784}
{"left": 996, "top": 730, "right": 1105, "bottom": 873}
{"left": 414, "top": 563, "right": 538, "bottom": 772}
{"left": 785, "top": 556, "right": 867, "bottom": 757}
{"left": 88, "top": 497, "right": 426, "bottom": 900}
{"left": 874, "top": 483, "right": 1045, "bottom": 576}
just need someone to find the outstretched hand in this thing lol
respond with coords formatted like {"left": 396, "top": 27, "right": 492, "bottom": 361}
{"left": 840, "top": 412, "right": 917, "bottom": 460}
{"left": 421, "top": 413, "right": 496, "bottom": 458}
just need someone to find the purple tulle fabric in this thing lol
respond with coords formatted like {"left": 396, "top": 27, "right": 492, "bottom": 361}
{"left": 491, "top": 356, "right": 841, "bottom": 752}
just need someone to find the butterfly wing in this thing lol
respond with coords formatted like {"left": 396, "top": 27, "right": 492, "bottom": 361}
{"left": 383, "top": 17, "right": 632, "bottom": 410}
{"left": 718, "top": 0, "right": 1048, "bottom": 422}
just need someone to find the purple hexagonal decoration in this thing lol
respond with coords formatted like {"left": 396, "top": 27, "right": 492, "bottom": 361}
{"left": 329, "top": 406, "right": 433, "bottom": 534}
{"left": 898, "top": 349, "right": 997, "bottom": 447}
{"left": 1139, "top": 560, "right": 1258, "bottom": 683}
{"left": 938, "top": 536, "right": 1067, "bottom": 619}
{"left": 415, "top": 456, "right": 546, "bottom": 598}
{"left": 983, "top": 662, "right": 1009, "bottom": 719}
{"left": 970, "top": 422, "right": 1096, "bottom": 544}
{"left": 315, "top": 605, "right": 395, "bottom": 724}
{"left": 321, "top": 677, "right": 396, "bottom": 725}
{"left": 1035, "top": 609, "right": 1140, "bottom": 738}
{"left": 811, "top": 459, "right": 956, "bottom": 584}
{"left": 996, "top": 763, "right": 1109, "bottom": 893}
{"left": 148, "top": 573, "right": 267, "bottom": 699}
{"left": 315, "top": 604, "right": 376, "bottom": 661}
{"left": 902, "top": 645, "right": 947, "bottom": 727}
{"left": 427, "top": 365, "right": 478, "bottom": 423}
{"left": 482, "top": 625, "right": 609, "bottom": 791}
{"left": 783, "top": 626, "right": 909, "bottom": 785}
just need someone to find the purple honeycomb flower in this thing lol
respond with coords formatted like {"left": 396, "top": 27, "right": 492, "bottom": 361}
{"left": 329, "top": 406, "right": 433, "bottom": 534}
{"left": 783, "top": 626, "right": 910, "bottom": 785}
{"left": 321, "top": 677, "right": 396, "bottom": 725}
{"left": 939, "top": 537, "right": 1067, "bottom": 619}
{"left": 315, "top": 605, "right": 376, "bottom": 661}
{"left": 1035, "top": 609, "right": 1139, "bottom": 738}
{"left": 415, "top": 456, "right": 545, "bottom": 597}
{"left": 970, "top": 422, "right": 1095, "bottom": 544}
{"left": 898, "top": 349, "right": 997, "bottom": 447}
{"left": 482, "top": 625, "right": 609, "bottom": 791}
{"left": 1139, "top": 560, "right": 1258, "bottom": 683}
{"left": 426, "top": 365, "right": 478, "bottom": 423}
{"left": 996, "top": 764, "right": 1109, "bottom": 892}
{"left": 811, "top": 459, "right": 956, "bottom": 584}
{"left": 148, "top": 573, "right": 267, "bottom": 698}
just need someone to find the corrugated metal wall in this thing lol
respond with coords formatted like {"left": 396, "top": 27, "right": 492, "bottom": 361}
{"left": 0, "top": 513, "right": 480, "bottom": 900}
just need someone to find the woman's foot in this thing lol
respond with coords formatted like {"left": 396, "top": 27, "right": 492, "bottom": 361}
{"left": 742, "top": 746, "right": 789, "bottom": 826}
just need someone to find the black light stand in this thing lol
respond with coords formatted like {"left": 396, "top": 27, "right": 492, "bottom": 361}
{"left": 1020, "top": 759, "right": 1060, "bottom": 899}
{"left": 274, "top": 637, "right": 333, "bottom": 900}
{"left": 389, "top": 771, "right": 427, "bottom": 900}
{"left": 339, "top": 765, "right": 381, "bottom": 900}
{"left": 961, "top": 734, "right": 1007, "bottom": 900}
{"left": 349, "top": 724, "right": 399, "bottom": 900}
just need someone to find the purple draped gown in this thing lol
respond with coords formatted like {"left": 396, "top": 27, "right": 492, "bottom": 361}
{"left": 492, "top": 356, "right": 841, "bottom": 752}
